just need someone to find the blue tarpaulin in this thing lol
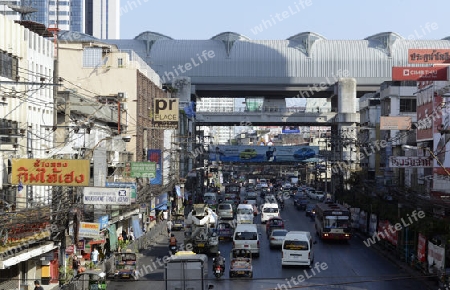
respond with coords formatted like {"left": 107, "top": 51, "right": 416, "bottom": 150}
{"left": 152, "top": 193, "right": 167, "bottom": 210}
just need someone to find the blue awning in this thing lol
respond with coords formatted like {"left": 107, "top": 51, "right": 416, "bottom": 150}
{"left": 153, "top": 193, "right": 168, "bottom": 210}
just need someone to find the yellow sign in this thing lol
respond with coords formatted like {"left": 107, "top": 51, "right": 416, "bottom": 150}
{"left": 153, "top": 98, "right": 179, "bottom": 128}
{"left": 12, "top": 159, "right": 90, "bottom": 186}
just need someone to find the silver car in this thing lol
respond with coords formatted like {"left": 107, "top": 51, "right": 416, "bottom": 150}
{"left": 217, "top": 202, "right": 234, "bottom": 219}
{"left": 269, "top": 229, "right": 288, "bottom": 249}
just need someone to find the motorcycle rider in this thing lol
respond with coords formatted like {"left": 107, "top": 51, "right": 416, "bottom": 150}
{"left": 169, "top": 233, "right": 177, "bottom": 252}
{"left": 213, "top": 251, "right": 225, "bottom": 272}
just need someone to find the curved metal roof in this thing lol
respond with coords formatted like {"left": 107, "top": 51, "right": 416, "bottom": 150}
{"left": 58, "top": 30, "right": 99, "bottom": 41}
{"left": 106, "top": 31, "right": 450, "bottom": 86}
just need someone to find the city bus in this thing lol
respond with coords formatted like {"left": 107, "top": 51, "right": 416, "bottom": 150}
{"left": 314, "top": 202, "right": 352, "bottom": 241}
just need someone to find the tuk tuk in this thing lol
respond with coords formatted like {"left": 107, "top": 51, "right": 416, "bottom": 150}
{"left": 114, "top": 251, "right": 138, "bottom": 280}
{"left": 64, "top": 270, "right": 107, "bottom": 290}
{"left": 216, "top": 220, "right": 234, "bottom": 240}
{"left": 172, "top": 214, "right": 185, "bottom": 231}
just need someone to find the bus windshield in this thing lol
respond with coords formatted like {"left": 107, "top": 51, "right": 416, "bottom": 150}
{"left": 323, "top": 216, "right": 349, "bottom": 228}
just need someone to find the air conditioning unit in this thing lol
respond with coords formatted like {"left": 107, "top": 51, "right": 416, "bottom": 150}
{"left": 120, "top": 103, "right": 128, "bottom": 111}
{"left": 118, "top": 92, "right": 127, "bottom": 100}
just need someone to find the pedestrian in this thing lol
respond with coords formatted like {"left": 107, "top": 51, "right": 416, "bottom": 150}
{"left": 72, "top": 254, "right": 80, "bottom": 276}
{"left": 129, "top": 229, "right": 134, "bottom": 241}
{"left": 34, "top": 280, "right": 44, "bottom": 290}
{"left": 122, "top": 230, "right": 128, "bottom": 241}
{"left": 91, "top": 247, "right": 99, "bottom": 266}
{"left": 167, "top": 219, "right": 173, "bottom": 237}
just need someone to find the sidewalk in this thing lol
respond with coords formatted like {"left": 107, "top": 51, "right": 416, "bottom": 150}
{"left": 354, "top": 231, "right": 438, "bottom": 290}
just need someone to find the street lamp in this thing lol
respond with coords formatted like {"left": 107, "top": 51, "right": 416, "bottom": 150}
{"left": 402, "top": 145, "right": 450, "bottom": 176}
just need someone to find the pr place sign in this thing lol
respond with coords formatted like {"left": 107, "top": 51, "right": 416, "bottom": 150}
{"left": 83, "top": 187, "right": 131, "bottom": 205}
{"left": 153, "top": 98, "right": 179, "bottom": 128}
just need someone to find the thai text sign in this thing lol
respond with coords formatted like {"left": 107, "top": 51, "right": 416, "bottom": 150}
{"left": 408, "top": 49, "right": 450, "bottom": 64}
{"left": 380, "top": 116, "right": 412, "bottom": 130}
{"left": 11, "top": 159, "right": 89, "bottom": 186}
{"left": 392, "top": 66, "right": 448, "bottom": 81}
{"left": 79, "top": 222, "right": 100, "bottom": 239}
{"left": 83, "top": 187, "right": 131, "bottom": 205}
{"left": 130, "top": 162, "right": 156, "bottom": 178}
{"left": 389, "top": 156, "right": 433, "bottom": 168}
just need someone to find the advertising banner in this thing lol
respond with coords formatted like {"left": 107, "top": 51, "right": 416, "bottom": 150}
{"left": 11, "top": 159, "right": 90, "bottom": 186}
{"left": 153, "top": 98, "right": 179, "bottom": 128}
{"left": 148, "top": 149, "right": 162, "bottom": 184}
{"left": 98, "top": 215, "right": 109, "bottom": 230}
{"left": 131, "top": 216, "right": 143, "bottom": 240}
{"left": 79, "top": 222, "right": 100, "bottom": 239}
{"left": 408, "top": 49, "right": 450, "bottom": 64}
{"left": 427, "top": 241, "right": 445, "bottom": 271}
{"left": 377, "top": 220, "right": 398, "bottom": 246}
{"left": 388, "top": 156, "right": 433, "bottom": 168}
{"left": 209, "top": 145, "right": 319, "bottom": 163}
{"left": 154, "top": 193, "right": 168, "bottom": 210}
{"left": 282, "top": 126, "right": 300, "bottom": 134}
{"left": 106, "top": 182, "right": 137, "bottom": 203}
{"left": 416, "top": 84, "right": 434, "bottom": 141}
{"left": 76, "top": 240, "right": 85, "bottom": 251}
{"left": 433, "top": 92, "right": 450, "bottom": 175}
{"left": 130, "top": 162, "right": 156, "bottom": 178}
{"left": 83, "top": 187, "right": 131, "bottom": 205}
{"left": 417, "top": 233, "right": 427, "bottom": 263}
{"left": 392, "top": 66, "right": 448, "bottom": 81}
{"left": 368, "top": 214, "right": 378, "bottom": 237}
{"left": 380, "top": 116, "right": 412, "bottom": 130}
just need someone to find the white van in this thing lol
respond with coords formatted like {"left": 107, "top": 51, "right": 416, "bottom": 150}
{"left": 233, "top": 224, "right": 260, "bottom": 257}
{"left": 260, "top": 203, "right": 280, "bottom": 223}
{"left": 236, "top": 204, "right": 254, "bottom": 224}
{"left": 281, "top": 231, "right": 315, "bottom": 267}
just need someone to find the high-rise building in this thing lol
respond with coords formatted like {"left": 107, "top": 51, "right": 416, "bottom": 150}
{"left": 197, "top": 98, "right": 236, "bottom": 144}
{"left": 0, "top": 0, "right": 120, "bottom": 39}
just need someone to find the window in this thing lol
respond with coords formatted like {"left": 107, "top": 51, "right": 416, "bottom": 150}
{"left": 118, "top": 58, "right": 123, "bottom": 67}
{"left": 283, "top": 240, "right": 309, "bottom": 250}
{"left": 0, "top": 51, "right": 18, "bottom": 80}
{"left": 235, "top": 232, "right": 257, "bottom": 240}
{"left": 83, "top": 47, "right": 102, "bottom": 67}
{"left": 400, "top": 98, "right": 417, "bottom": 112}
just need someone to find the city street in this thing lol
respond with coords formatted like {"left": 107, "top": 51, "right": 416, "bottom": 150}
{"left": 107, "top": 197, "right": 432, "bottom": 290}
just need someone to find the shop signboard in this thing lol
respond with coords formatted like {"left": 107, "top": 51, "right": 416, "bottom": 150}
{"left": 83, "top": 187, "right": 131, "bottom": 205}
{"left": 106, "top": 182, "right": 137, "bottom": 203}
{"left": 130, "top": 162, "right": 156, "bottom": 179}
{"left": 79, "top": 222, "right": 100, "bottom": 239}
{"left": 388, "top": 156, "right": 433, "bottom": 168}
{"left": 11, "top": 159, "right": 90, "bottom": 186}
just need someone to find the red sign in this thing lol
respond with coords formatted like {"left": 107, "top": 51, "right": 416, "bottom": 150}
{"left": 416, "top": 84, "right": 434, "bottom": 141}
{"left": 417, "top": 233, "right": 427, "bottom": 262}
{"left": 65, "top": 245, "right": 75, "bottom": 255}
{"left": 377, "top": 220, "right": 398, "bottom": 246}
{"left": 408, "top": 49, "right": 450, "bottom": 64}
{"left": 392, "top": 67, "right": 448, "bottom": 81}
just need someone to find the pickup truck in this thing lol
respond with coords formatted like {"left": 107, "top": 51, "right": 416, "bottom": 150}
{"left": 229, "top": 249, "right": 253, "bottom": 278}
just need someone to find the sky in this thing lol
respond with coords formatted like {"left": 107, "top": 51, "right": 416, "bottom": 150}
{"left": 120, "top": 0, "right": 450, "bottom": 41}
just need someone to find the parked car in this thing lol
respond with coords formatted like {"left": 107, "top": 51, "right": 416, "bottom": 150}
{"left": 240, "top": 149, "right": 258, "bottom": 159}
{"left": 293, "top": 148, "right": 316, "bottom": 160}
{"left": 269, "top": 229, "right": 288, "bottom": 249}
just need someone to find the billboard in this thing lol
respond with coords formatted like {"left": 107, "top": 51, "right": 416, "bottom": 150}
{"left": 380, "top": 116, "right": 412, "bottom": 130}
{"left": 83, "top": 187, "right": 131, "bottom": 205}
{"left": 79, "top": 222, "right": 100, "bottom": 239}
{"left": 148, "top": 149, "right": 162, "bottom": 184}
{"left": 106, "top": 182, "right": 137, "bottom": 203}
{"left": 11, "top": 159, "right": 90, "bottom": 186}
{"left": 282, "top": 126, "right": 300, "bottom": 134}
{"left": 130, "top": 162, "right": 156, "bottom": 178}
{"left": 153, "top": 98, "right": 179, "bottom": 128}
{"left": 388, "top": 156, "right": 433, "bottom": 168}
{"left": 209, "top": 145, "right": 319, "bottom": 163}
{"left": 408, "top": 49, "right": 450, "bottom": 64}
{"left": 392, "top": 66, "right": 448, "bottom": 81}
{"left": 433, "top": 92, "right": 450, "bottom": 176}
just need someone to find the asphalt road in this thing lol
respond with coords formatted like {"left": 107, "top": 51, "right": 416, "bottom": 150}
{"left": 107, "top": 194, "right": 433, "bottom": 290}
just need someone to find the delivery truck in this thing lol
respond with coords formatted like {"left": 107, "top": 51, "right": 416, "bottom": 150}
{"left": 164, "top": 251, "right": 214, "bottom": 290}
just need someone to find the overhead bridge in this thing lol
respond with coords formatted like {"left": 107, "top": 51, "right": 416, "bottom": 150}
{"left": 195, "top": 107, "right": 338, "bottom": 126}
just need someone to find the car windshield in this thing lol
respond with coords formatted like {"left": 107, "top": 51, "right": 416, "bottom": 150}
{"left": 238, "top": 208, "right": 253, "bottom": 215}
{"left": 263, "top": 208, "right": 278, "bottom": 213}
{"left": 218, "top": 204, "right": 231, "bottom": 210}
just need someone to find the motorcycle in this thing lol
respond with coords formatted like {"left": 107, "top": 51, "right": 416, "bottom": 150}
{"left": 169, "top": 244, "right": 178, "bottom": 255}
{"left": 212, "top": 258, "right": 225, "bottom": 279}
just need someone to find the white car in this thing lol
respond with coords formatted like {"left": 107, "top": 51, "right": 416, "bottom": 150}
{"left": 314, "top": 191, "right": 325, "bottom": 201}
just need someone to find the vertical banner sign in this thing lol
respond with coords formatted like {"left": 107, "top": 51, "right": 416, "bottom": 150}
{"left": 131, "top": 216, "right": 143, "bottom": 240}
{"left": 153, "top": 98, "right": 179, "bottom": 128}
{"left": 417, "top": 233, "right": 426, "bottom": 263}
{"left": 148, "top": 149, "right": 162, "bottom": 184}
